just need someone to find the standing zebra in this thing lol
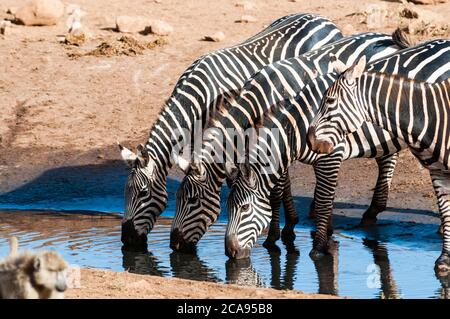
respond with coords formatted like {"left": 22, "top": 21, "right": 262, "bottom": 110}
{"left": 308, "top": 54, "right": 450, "bottom": 273}
{"left": 117, "top": 13, "right": 342, "bottom": 248}
{"left": 171, "top": 31, "right": 409, "bottom": 252}
{"left": 224, "top": 40, "right": 450, "bottom": 259}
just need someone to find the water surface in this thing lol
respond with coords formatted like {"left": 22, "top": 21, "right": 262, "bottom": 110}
{"left": 0, "top": 162, "right": 448, "bottom": 299}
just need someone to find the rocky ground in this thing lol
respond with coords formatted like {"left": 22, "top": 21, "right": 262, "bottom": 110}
{"left": 0, "top": 0, "right": 449, "bottom": 298}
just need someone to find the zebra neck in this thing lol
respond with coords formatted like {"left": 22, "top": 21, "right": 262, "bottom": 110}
{"left": 145, "top": 88, "right": 229, "bottom": 171}
{"left": 250, "top": 134, "right": 292, "bottom": 190}
{"left": 205, "top": 161, "right": 228, "bottom": 187}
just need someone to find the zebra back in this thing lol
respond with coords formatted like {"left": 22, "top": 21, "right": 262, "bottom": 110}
{"left": 202, "top": 32, "right": 407, "bottom": 164}
{"left": 261, "top": 39, "right": 450, "bottom": 181}
{"left": 147, "top": 13, "right": 342, "bottom": 164}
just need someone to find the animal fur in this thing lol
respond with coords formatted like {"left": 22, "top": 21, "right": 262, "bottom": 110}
{"left": 0, "top": 237, "right": 68, "bottom": 299}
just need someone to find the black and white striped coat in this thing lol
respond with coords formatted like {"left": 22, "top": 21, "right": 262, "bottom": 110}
{"left": 309, "top": 41, "right": 450, "bottom": 273}
{"left": 171, "top": 32, "right": 409, "bottom": 252}
{"left": 225, "top": 40, "right": 450, "bottom": 259}
{"left": 118, "top": 13, "right": 343, "bottom": 248}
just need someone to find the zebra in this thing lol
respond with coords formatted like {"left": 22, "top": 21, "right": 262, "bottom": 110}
{"left": 171, "top": 31, "right": 410, "bottom": 252}
{"left": 224, "top": 39, "right": 450, "bottom": 259}
{"left": 117, "top": 13, "right": 343, "bottom": 248}
{"left": 308, "top": 54, "right": 450, "bottom": 274}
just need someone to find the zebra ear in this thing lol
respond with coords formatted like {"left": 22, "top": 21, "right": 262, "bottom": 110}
{"left": 345, "top": 55, "right": 366, "bottom": 82}
{"left": 225, "top": 161, "right": 239, "bottom": 184}
{"left": 136, "top": 144, "right": 150, "bottom": 167}
{"left": 191, "top": 159, "right": 206, "bottom": 179}
{"left": 118, "top": 143, "right": 138, "bottom": 168}
{"left": 239, "top": 162, "right": 257, "bottom": 188}
{"left": 330, "top": 54, "right": 347, "bottom": 74}
{"left": 172, "top": 152, "right": 190, "bottom": 174}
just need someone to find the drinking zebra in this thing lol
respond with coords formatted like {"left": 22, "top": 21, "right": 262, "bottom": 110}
{"left": 117, "top": 13, "right": 342, "bottom": 248}
{"left": 308, "top": 52, "right": 450, "bottom": 273}
{"left": 224, "top": 40, "right": 450, "bottom": 259}
{"left": 171, "top": 31, "right": 409, "bottom": 252}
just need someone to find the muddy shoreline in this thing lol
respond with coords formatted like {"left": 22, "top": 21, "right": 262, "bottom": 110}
{"left": 66, "top": 268, "right": 341, "bottom": 299}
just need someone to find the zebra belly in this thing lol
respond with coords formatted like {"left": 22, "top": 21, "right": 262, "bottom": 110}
{"left": 410, "top": 147, "right": 449, "bottom": 171}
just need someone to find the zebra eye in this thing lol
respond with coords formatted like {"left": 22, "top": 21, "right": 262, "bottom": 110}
{"left": 188, "top": 197, "right": 197, "bottom": 204}
{"left": 139, "top": 185, "right": 149, "bottom": 195}
{"left": 326, "top": 96, "right": 336, "bottom": 104}
{"left": 241, "top": 204, "right": 250, "bottom": 212}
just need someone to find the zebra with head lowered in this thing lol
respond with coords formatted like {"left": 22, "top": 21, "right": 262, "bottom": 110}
{"left": 118, "top": 13, "right": 342, "bottom": 249}
{"left": 225, "top": 40, "right": 450, "bottom": 259}
{"left": 171, "top": 31, "right": 408, "bottom": 252}
{"left": 308, "top": 45, "right": 450, "bottom": 274}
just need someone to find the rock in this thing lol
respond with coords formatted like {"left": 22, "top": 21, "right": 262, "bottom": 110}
{"left": 6, "top": 7, "right": 18, "bottom": 15}
{"left": 364, "top": 3, "right": 389, "bottom": 30}
{"left": 14, "top": 0, "right": 64, "bottom": 26}
{"left": 66, "top": 5, "right": 83, "bottom": 33}
{"left": 65, "top": 31, "right": 86, "bottom": 46}
{"left": 203, "top": 31, "right": 225, "bottom": 42}
{"left": 400, "top": 7, "right": 419, "bottom": 19}
{"left": 150, "top": 20, "right": 173, "bottom": 36}
{"left": 237, "top": 15, "right": 258, "bottom": 23}
{"left": 116, "top": 15, "right": 151, "bottom": 33}
{"left": 235, "top": 1, "right": 256, "bottom": 10}
{"left": 0, "top": 20, "right": 12, "bottom": 35}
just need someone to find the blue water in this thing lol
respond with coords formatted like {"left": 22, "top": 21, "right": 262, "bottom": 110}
{"left": 0, "top": 161, "right": 448, "bottom": 299}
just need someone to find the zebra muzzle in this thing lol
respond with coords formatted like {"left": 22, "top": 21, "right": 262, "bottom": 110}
{"left": 121, "top": 219, "right": 148, "bottom": 250}
{"left": 170, "top": 228, "right": 197, "bottom": 253}
{"left": 307, "top": 125, "right": 334, "bottom": 154}
{"left": 225, "top": 234, "right": 251, "bottom": 259}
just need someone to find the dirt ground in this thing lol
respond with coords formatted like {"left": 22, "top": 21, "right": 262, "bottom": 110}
{"left": 65, "top": 268, "right": 340, "bottom": 299}
{"left": 0, "top": 0, "right": 449, "bottom": 298}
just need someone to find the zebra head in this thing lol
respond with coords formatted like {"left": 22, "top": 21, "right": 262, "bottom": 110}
{"left": 170, "top": 156, "right": 222, "bottom": 252}
{"left": 308, "top": 55, "right": 368, "bottom": 154}
{"left": 225, "top": 162, "right": 272, "bottom": 259}
{"left": 119, "top": 143, "right": 168, "bottom": 250}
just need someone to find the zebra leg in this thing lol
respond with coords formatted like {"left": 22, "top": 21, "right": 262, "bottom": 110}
{"left": 308, "top": 198, "right": 316, "bottom": 219}
{"left": 281, "top": 170, "right": 299, "bottom": 242}
{"left": 263, "top": 181, "right": 283, "bottom": 250}
{"left": 310, "top": 153, "right": 343, "bottom": 257}
{"left": 431, "top": 170, "right": 450, "bottom": 275}
{"left": 361, "top": 153, "right": 399, "bottom": 226}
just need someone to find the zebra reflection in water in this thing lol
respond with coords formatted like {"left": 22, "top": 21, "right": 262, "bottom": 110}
{"left": 120, "top": 237, "right": 448, "bottom": 299}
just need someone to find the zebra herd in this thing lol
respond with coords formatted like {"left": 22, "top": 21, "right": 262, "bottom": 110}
{"left": 118, "top": 13, "right": 450, "bottom": 277}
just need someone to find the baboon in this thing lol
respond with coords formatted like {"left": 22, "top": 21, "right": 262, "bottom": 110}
{"left": 0, "top": 237, "right": 68, "bottom": 299}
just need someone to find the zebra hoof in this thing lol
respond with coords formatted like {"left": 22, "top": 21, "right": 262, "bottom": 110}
{"left": 263, "top": 240, "right": 281, "bottom": 253}
{"left": 281, "top": 228, "right": 296, "bottom": 243}
{"left": 309, "top": 248, "right": 326, "bottom": 261}
{"left": 359, "top": 217, "right": 378, "bottom": 227}
{"left": 284, "top": 241, "right": 300, "bottom": 255}
{"left": 435, "top": 252, "right": 450, "bottom": 276}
